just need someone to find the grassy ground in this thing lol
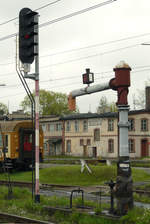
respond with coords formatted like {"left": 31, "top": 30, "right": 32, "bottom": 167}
{"left": 0, "top": 165, "right": 150, "bottom": 223}
{"left": 0, "top": 164, "right": 150, "bottom": 185}
{"left": 0, "top": 186, "right": 117, "bottom": 224}
{"left": 0, "top": 186, "right": 150, "bottom": 224}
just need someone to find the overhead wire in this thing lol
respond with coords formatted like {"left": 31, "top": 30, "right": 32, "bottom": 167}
{"left": 40, "top": 0, "right": 116, "bottom": 28}
{"left": 0, "top": 0, "right": 116, "bottom": 42}
{"left": 0, "top": 0, "right": 62, "bottom": 26}
{"left": 0, "top": 0, "right": 148, "bottom": 102}
{"left": 0, "top": 41, "right": 142, "bottom": 67}
{"left": 3, "top": 65, "right": 150, "bottom": 91}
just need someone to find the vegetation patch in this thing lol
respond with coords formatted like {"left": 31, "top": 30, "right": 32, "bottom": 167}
{"left": 0, "top": 186, "right": 117, "bottom": 223}
{"left": 0, "top": 165, "right": 150, "bottom": 186}
{"left": 0, "top": 185, "right": 150, "bottom": 223}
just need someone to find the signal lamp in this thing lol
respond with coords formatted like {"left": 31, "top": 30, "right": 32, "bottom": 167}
{"left": 82, "top": 68, "right": 94, "bottom": 85}
{"left": 19, "top": 7, "right": 38, "bottom": 64}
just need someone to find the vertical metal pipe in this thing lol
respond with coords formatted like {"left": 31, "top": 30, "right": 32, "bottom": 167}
{"left": 115, "top": 105, "right": 133, "bottom": 215}
{"left": 34, "top": 14, "right": 40, "bottom": 203}
{"left": 118, "top": 106, "right": 130, "bottom": 157}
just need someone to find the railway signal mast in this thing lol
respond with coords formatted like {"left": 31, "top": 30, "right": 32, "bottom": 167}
{"left": 18, "top": 8, "right": 40, "bottom": 203}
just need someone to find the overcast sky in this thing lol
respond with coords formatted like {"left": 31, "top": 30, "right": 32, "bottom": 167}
{"left": 0, "top": 0, "right": 150, "bottom": 113}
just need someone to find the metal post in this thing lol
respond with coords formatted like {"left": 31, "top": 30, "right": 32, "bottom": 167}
{"left": 34, "top": 14, "right": 40, "bottom": 203}
{"left": 115, "top": 105, "right": 133, "bottom": 215}
{"left": 111, "top": 62, "right": 134, "bottom": 215}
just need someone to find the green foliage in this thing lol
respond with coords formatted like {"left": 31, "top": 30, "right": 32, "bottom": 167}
{"left": 20, "top": 89, "right": 74, "bottom": 115}
{"left": 53, "top": 211, "right": 117, "bottom": 224}
{"left": 132, "top": 167, "right": 150, "bottom": 182}
{"left": 0, "top": 102, "right": 8, "bottom": 115}
{"left": 96, "top": 96, "right": 117, "bottom": 113}
{"left": 121, "top": 208, "right": 150, "bottom": 224}
{"left": 1, "top": 186, "right": 150, "bottom": 224}
{"left": 132, "top": 90, "right": 145, "bottom": 110}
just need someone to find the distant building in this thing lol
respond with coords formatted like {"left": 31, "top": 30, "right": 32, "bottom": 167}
{"left": 40, "top": 110, "right": 150, "bottom": 158}
{"left": 6, "top": 87, "right": 150, "bottom": 159}
{"left": 40, "top": 87, "right": 150, "bottom": 159}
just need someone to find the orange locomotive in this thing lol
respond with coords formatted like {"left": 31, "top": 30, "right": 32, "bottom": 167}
{"left": 0, "top": 120, "right": 44, "bottom": 169}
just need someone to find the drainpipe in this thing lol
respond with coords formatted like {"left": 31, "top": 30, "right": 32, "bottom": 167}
{"left": 62, "top": 120, "right": 65, "bottom": 155}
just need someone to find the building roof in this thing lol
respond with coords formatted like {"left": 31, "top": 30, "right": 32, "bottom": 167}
{"left": 60, "top": 112, "right": 118, "bottom": 120}
{"left": 60, "top": 109, "right": 150, "bottom": 121}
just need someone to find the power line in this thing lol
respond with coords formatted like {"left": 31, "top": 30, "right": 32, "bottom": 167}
{"left": 1, "top": 62, "right": 150, "bottom": 83}
{"left": 0, "top": 0, "right": 62, "bottom": 26}
{"left": 40, "top": 43, "right": 141, "bottom": 69}
{"left": 0, "top": 0, "right": 116, "bottom": 42}
{"left": 35, "top": 0, "right": 61, "bottom": 11}
{"left": 1, "top": 66, "right": 150, "bottom": 100}
{"left": 4, "top": 65, "right": 150, "bottom": 90}
{"left": 0, "top": 41, "right": 141, "bottom": 67}
{"left": 40, "top": 0, "right": 116, "bottom": 28}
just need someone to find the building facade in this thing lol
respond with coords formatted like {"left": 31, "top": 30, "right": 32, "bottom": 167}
{"left": 40, "top": 109, "right": 150, "bottom": 159}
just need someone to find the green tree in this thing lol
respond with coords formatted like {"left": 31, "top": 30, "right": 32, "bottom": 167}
{"left": 20, "top": 89, "right": 74, "bottom": 115}
{"left": 96, "top": 96, "right": 117, "bottom": 113}
{"left": 132, "top": 90, "right": 145, "bottom": 110}
{"left": 0, "top": 102, "right": 8, "bottom": 115}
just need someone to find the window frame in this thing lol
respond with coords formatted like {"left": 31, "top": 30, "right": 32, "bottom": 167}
{"left": 74, "top": 120, "right": 79, "bottom": 132}
{"left": 87, "top": 139, "right": 91, "bottom": 146}
{"left": 66, "top": 139, "right": 71, "bottom": 153}
{"left": 108, "top": 139, "right": 114, "bottom": 153}
{"left": 66, "top": 121, "right": 71, "bottom": 132}
{"left": 80, "top": 139, "right": 84, "bottom": 146}
{"left": 108, "top": 119, "right": 114, "bottom": 131}
{"left": 141, "top": 118, "right": 148, "bottom": 131}
{"left": 94, "top": 128, "right": 100, "bottom": 141}
{"left": 83, "top": 120, "right": 88, "bottom": 132}
{"left": 128, "top": 139, "right": 135, "bottom": 153}
{"left": 128, "top": 118, "right": 135, "bottom": 131}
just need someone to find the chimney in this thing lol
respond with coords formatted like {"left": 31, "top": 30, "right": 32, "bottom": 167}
{"left": 145, "top": 86, "right": 150, "bottom": 110}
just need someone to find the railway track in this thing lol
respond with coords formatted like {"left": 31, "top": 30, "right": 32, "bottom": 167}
{"left": 0, "top": 180, "right": 78, "bottom": 190}
{"left": 0, "top": 180, "right": 150, "bottom": 196}
{"left": 0, "top": 212, "right": 54, "bottom": 223}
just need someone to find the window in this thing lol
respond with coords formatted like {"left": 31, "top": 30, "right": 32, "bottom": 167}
{"left": 80, "top": 139, "right": 84, "bottom": 146}
{"left": 24, "top": 134, "right": 32, "bottom": 151}
{"left": 66, "top": 121, "right": 71, "bottom": 132}
{"left": 74, "top": 120, "right": 79, "bottom": 132}
{"left": 47, "top": 124, "right": 50, "bottom": 131}
{"left": 4, "top": 135, "right": 8, "bottom": 153}
{"left": 108, "top": 119, "right": 114, "bottom": 131}
{"left": 108, "top": 139, "right": 114, "bottom": 153}
{"left": 128, "top": 119, "right": 135, "bottom": 131}
{"left": 56, "top": 123, "right": 62, "bottom": 131}
{"left": 42, "top": 124, "right": 46, "bottom": 132}
{"left": 49, "top": 124, "right": 55, "bottom": 132}
{"left": 94, "top": 129, "right": 100, "bottom": 141}
{"left": 141, "top": 119, "right": 148, "bottom": 131}
{"left": 5, "top": 135, "right": 8, "bottom": 148}
{"left": 83, "top": 120, "right": 88, "bottom": 132}
{"left": 66, "top": 140, "right": 71, "bottom": 153}
{"left": 87, "top": 139, "right": 91, "bottom": 145}
{"left": 0, "top": 134, "right": 3, "bottom": 147}
{"left": 129, "top": 139, "right": 135, "bottom": 153}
